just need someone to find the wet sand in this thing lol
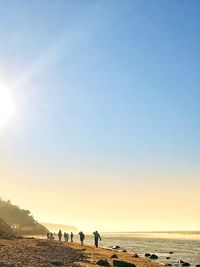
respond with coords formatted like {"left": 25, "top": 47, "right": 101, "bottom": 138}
{"left": 0, "top": 238, "right": 162, "bottom": 267}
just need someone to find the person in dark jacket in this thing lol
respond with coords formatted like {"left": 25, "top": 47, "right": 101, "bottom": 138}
{"left": 70, "top": 232, "right": 74, "bottom": 243}
{"left": 66, "top": 232, "right": 69, "bottom": 242}
{"left": 79, "top": 231, "right": 85, "bottom": 245}
{"left": 93, "top": 231, "right": 101, "bottom": 248}
{"left": 64, "top": 232, "right": 67, "bottom": 241}
{"left": 58, "top": 230, "right": 62, "bottom": 242}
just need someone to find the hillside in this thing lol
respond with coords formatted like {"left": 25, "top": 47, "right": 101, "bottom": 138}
{"left": 0, "top": 198, "right": 48, "bottom": 235}
{"left": 42, "top": 223, "right": 78, "bottom": 233}
{"left": 0, "top": 218, "right": 15, "bottom": 239}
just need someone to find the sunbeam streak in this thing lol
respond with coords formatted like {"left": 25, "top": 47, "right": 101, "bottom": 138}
{"left": 0, "top": 86, "right": 16, "bottom": 130}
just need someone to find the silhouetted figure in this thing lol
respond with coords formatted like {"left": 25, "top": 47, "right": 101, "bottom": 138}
{"left": 64, "top": 232, "right": 67, "bottom": 241}
{"left": 50, "top": 232, "right": 54, "bottom": 239}
{"left": 70, "top": 232, "right": 74, "bottom": 243}
{"left": 93, "top": 231, "right": 101, "bottom": 248}
{"left": 58, "top": 230, "right": 62, "bottom": 242}
{"left": 79, "top": 231, "right": 85, "bottom": 245}
{"left": 66, "top": 232, "right": 69, "bottom": 242}
{"left": 47, "top": 233, "right": 50, "bottom": 239}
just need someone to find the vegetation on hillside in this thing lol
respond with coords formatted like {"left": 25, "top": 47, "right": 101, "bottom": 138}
{"left": 0, "top": 198, "right": 48, "bottom": 235}
{"left": 0, "top": 218, "right": 14, "bottom": 239}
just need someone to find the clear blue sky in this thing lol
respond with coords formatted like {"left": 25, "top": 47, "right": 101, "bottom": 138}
{"left": 0, "top": 1, "right": 200, "bottom": 231}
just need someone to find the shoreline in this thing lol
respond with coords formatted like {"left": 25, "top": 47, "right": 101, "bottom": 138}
{"left": 0, "top": 237, "right": 162, "bottom": 267}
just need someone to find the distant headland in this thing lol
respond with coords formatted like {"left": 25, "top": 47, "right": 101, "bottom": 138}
{"left": 42, "top": 222, "right": 78, "bottom": 233}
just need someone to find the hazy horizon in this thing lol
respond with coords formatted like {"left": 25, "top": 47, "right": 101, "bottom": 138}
{"left": 0, "top": 1, "right": 200, "bottom": 232}
{"left": 40, "top": 221, "right": 200, "bottom": 234}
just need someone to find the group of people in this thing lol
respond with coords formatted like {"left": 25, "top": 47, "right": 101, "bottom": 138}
{"left": 78, "top": 230, "right": 101, "bottom": 247}
{"left": 46, "top": 232, "right": 54, "bottom": 239}
{"left": 48, "top": 230, "right": 101, "bottom": 248}
{"left": 57, "top": 230, "right": 74, "bottom": 242}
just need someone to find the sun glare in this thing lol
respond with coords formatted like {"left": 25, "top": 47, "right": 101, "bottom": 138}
{"left": 0, "top": 87, "right": 16, "bottom": 130}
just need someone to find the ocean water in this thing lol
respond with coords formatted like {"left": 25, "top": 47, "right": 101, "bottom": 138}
{"left": 69, "top": 232, "right": 200, "bottom": 267}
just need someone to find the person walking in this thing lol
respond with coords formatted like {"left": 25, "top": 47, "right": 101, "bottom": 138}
{"left": 93, "top": 231, "right": 101, "bottom": 248}
{"left": 58, "top": 230, "right": 62, "bottom": 242}
{"left": 70, "top": 232, "right": 74, "bottom": 243}
{"left": 64, "top": 232, "right": 67, "bottom": 241}
{"left": 79, "top": 231, "right": 85, "bottom": 245}
{"left": 66, "top": 232, "right": 69, "bottom": 242}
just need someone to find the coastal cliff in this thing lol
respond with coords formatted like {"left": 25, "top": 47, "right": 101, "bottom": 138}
{"left": 0, "top": 198, "right": 49, "bottom": 235}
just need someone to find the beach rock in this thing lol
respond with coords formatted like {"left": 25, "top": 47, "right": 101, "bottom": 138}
{"left": 113, "top": 260, "right": 136, "bottom": 267}
{"left": 179, "top": 261, "right": 190, "bottom": 266}
{"left": 96, "top": 259, "right": 110, "bottom": 266}
{"left": 16, "top": 236, "right": 23, "bottom": 239}
{"left": 149, "top": 254, "right": 158, "bottom": 260}
{"left": 169, "top": 252, "right": 173, "bottom": 254}
{"left": 72, "top": 263, "right": 82, "bottom": 267}
{"left": 113, "top": 246, "right": 120, "bottom": 250}
{"left": 122, "top": 250, "right": 127, "bottom": 253}
{"left": 36, "top": 240, "right": 51, "bottom": 246}
{"left": 0, "top": 263, "right": 16, "bottom": 267}
{"left": 196, "top": 265, "right": 200, "bottom": 267}
{"left": 72, "top": 262, "right": 87, "bottom": 267}
{"left": 165, "top": 264, "right": 172, "bottom": 266}
{"left": 166, "top": 257, "right": 170, "bottom": 259}
{"left": 111, "top": 254, "right": 118, "bottom": 259}
{"left": 145, "top": 253, "right": 151, "bottom": 257}
{"left": 51, "top": 260, "right": 63, "bottom": 266}
{"left": 132, "top": 254, "right": 139, "bottom": 258}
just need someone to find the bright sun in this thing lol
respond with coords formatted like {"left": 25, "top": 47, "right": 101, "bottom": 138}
{"left": 0, "top": 87, "right": 16, "bottom": 130}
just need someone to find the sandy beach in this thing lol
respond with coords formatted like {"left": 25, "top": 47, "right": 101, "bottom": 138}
{"left": 0, "top": 238, "right": 162, "bottom": 267}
